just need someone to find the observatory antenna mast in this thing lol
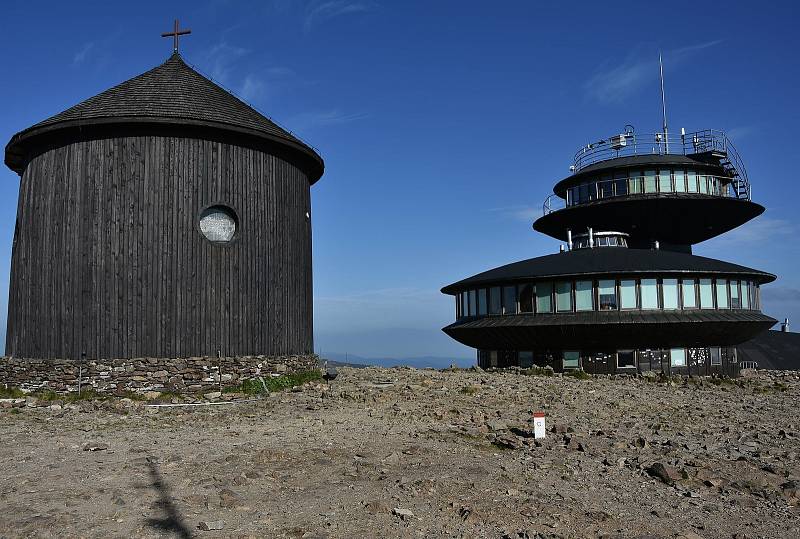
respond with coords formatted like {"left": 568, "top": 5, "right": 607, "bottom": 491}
{"left": 659, "top": 51, "right": 669, "bottom": 153}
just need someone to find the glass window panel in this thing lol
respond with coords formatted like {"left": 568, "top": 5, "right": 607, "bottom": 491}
{"left": 687, "top": 170, "right": 699, "bottom": 192}
{"left": 699, "top": 175, "right": 709, "bottom": 194}
{"left": 699, "top": 279, "right": 713, "bottom": 309}
{"left": 658, "top": 169, "right": 671, "bottom": 192}
{"left": 563, "top": 351, "right": 580, "bottom": 369}
{"left": 662, "top": 278, "right": 679, "bottom": 309}
{"left": 579, "top": 184, "right": 589, "bottom": 203}
{"left": 715, "top": 279, "right": 728, "bottom": 309}
{"left": 456, "top": 294, "right": 462, "bottom": 318}
{"left": 730, "top": 280, "right": 741, "bottom": 308}
{"left": 644, "top": 170, "right": 657, "bottom": 193}
{"left": 614, "top": 171, "right": 628, "bottom": 196}
{"left": 620, "top": 279, "right": 637, "bottom": 309}
{"left": 518, "top": 351, "right": 534, "bottom": 368}
{"left": 598, "top": 279, "right": 617, "bottom": 310}
{"left": 488, "top": 287, "right": 501, "bottom": 315}
{"left": 556, "top": 281, "right": 572, "bottom": 312}
{"left": 588, "top": 182, "right": 598, "bottom": 200}
{"left": 575, "top": 280, "right": 593, "bottom": 311}
{"left": 682, "top": 279, "right": 697, "bottom": 308}
{"left": 628, "top": 171, "right": 642, "bottom": 194}
{"left": 670, "top": 348, "right": 687, "bottom": 367}
{"left": 742, "top": 281, "right": 750, "bottom": 309}
{"left": 598, "top": 236, "right": 608, "bottom": 247}
{"left": 710, "top": 347, "right": 722, "bottom": 365}
{"left": 599, "top": 174, "right": 613, "bottom": 198}
{"left": 503, "top": 286, "right": 517, "bottom": 314}
{"left": 536, "top": 282, "right": 553, "bottom": 313}
{"left": 468, "top": 290, "right": 476, "bottom": 316}
{"left": 674, "top": 170, "right": 686, "bottom": 192}
{"left": 617, "top": 350, "right": 636, "bottom": 369}
{"left": 477, "top": 289, "right": 487, "bottom": 315}
{"left": 608, "top": 236, "right": 618, "bottom": 246}
{"left": 640, "top": 278, "right": 658, "bottom": 309}
{"left": 518, "top": 283, "right": 533, "bottom": 313}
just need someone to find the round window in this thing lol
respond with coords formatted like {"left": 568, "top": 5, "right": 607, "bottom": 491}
{"left": 199, "top": 205, "right": 238, "bottom": 243}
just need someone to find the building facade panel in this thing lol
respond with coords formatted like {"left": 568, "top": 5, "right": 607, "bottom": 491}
{"left": 7, "top": 135, "right": 313, "bottom": 359}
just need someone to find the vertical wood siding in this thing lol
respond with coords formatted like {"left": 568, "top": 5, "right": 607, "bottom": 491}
{"left": 6, "top": 135, "right": 314, "bottom": 359}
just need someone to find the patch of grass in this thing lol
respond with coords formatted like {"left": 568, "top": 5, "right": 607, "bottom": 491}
{"left": 774, "top": 381, "right": 789, "bottom": 392}
{"left": 459, "top": 385, "right": 480, "bottom": 395}
{"left": 522, "top": 366, "right": 555, "bottom": 377}
{"left": 564, "top": 369, "right": 591, "bottom": 380}
{"left": 153, "top": 390, "right": 184, "bottom": 401}
{"left": 0, "top": 386, "right": 25, "bottom": 398}
{"left": 10, "top": 408, "right": 20, "bottom": 415}
{"left": 223, "top": 370, "right": 323, "bottom": 395}
{"left": 29, "top": 388, "right": 108, "bottom": 402}
{"left": 117, "top": 390, "right": 146, "bottom": 401}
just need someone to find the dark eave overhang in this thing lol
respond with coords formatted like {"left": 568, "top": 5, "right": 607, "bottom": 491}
{"left": 553, "top": 154, "right": 726, "bottom": 197}
{"left": 5, "top": 116, "right": 325, "bottom": 184}
{"left": 441, "top": 249, "right": 776, "bottom": 295}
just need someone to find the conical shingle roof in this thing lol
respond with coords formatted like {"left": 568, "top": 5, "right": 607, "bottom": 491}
{"left": 5, "top": 53, "right": 323, "bottom": 181}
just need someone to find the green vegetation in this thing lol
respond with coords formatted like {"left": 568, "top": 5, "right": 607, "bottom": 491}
{"left": 0, "top": 386, "right": 25, "bottom": 398}
{"left": 459, "top": 385, "right": 480, "bottom": 395}
{"left": 223, "top": 370, "right": 323, "bottom": 395}
{"left": 564, "top": 369, "right": 591, "bottom": 380}
{"left": 521, "top": 366, "right": 555, "bottom": 377}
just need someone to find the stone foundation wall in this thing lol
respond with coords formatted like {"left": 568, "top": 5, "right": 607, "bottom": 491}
{"left": 0, "top": 355, "right": 319, "bottom": 394}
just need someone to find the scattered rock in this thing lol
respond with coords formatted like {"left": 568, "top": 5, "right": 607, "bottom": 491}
{"left": 364, "top": 500, "right": 390, "bottom": 514}
{"left": 392, "top": 507, "right": 414, "bottom": 520}
{"left": 218, "top": 488, "right": 241, "bottom": 508}
{"left": 204, "top": 391, "right": 222, "bottom": 400}
{"left": 198, "top": 520, "right": 225, "bottom": 531}
{"left": 646, "top": 462, "right": 686, "bottom": 485}
{"left": 83, "top": 443, "right": 108, "bottom": 452}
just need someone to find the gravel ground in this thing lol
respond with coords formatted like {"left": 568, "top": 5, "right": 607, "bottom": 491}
{"left": 1, "top": 367, "right": 799, "bottom": 538}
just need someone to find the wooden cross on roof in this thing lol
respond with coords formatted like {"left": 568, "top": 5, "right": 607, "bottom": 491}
{"left": 161, "top": 19, "right": 191, "bottom": 53}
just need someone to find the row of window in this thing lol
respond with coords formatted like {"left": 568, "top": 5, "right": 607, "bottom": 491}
{"left": 565, "top": 169, "right": 733, "bottom": 207}
{"left": 479, "top": 346, "right": 736, "bottom": 369}
{"left": 455, "top": 277, "right": 760, "bottom": 319}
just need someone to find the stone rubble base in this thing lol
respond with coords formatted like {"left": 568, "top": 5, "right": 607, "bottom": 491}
{"left": 0, "top": 355, "right": 319, "bottom": 394}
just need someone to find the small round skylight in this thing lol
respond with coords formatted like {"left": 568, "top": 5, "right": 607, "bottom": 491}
{"left": 199, "top": 205, "right": 238, "bottom": 243}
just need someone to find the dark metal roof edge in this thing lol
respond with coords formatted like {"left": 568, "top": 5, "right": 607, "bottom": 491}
{"left": 5, "top": 117, "right": 325, "bottom": 183}
{"left": 441, "top": 256, "right": 777, "bottom": 295}
{"left": 553, "top": 154, "right": 726, "bottom": 194}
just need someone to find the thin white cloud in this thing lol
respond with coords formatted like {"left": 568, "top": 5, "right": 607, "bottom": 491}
{"left": 725, "top": 125, "right": 755, "bottom": 141}
{"left": 203, "top": 42, "right": 251, "bottom": 84}
{"left": 702, "top": 217, "right": 796, "bottom": 248}
{"left": 239, "top": 75, "right": 265, "bottom": 101}
{"left": 585, "top": 40, "right": 723, "bottom": 104}
{"left": 289, "top": 109, "right": 369, "bottom": 131}
{"left": 484, "top": 205, "right": 540, "bottom": 222}
{"left": 72, "top": 42, "right": 95, "bottom": 65}
{"left": 761, "top": 287, "right": 800, "bottom": 303}
{"left": 304, "top": 0, "right": 375, "bottom": 32}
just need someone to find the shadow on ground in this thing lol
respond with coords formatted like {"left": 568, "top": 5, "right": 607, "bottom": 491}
{"left": 145, "top": 460, "right": 194, "bottom": 538}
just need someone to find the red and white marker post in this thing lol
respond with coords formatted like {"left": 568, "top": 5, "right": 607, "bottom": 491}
{"left": 533, "top": 411, "right": 546, "bottom": 439}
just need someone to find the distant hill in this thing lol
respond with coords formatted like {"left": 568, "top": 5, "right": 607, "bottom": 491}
{"left": 320, "top": 352, "right": 473, "bottom": 369}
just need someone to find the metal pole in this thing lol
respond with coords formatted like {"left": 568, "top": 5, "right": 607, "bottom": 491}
{"left": 659, "top": 52, "right": 669, "bottom": 153}
{"left": 218, "top": 350, "right": 222, "bottom": 393}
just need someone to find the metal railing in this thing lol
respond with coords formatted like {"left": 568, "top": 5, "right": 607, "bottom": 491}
{"left": 571, "top": 130, "right": 750, "bottom": 201}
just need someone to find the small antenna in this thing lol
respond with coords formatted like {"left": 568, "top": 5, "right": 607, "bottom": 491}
{"left": 659, "top": 51, "right": 669, "bottom": 153}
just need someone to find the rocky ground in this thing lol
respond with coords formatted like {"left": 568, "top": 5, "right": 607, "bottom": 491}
{"left": 1, "top": 367, "right": 800, "bottom": 538}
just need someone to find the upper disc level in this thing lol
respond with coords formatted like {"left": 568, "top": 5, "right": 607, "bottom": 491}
{"left": 533, "top": 131, "right": 762, "bottom": 246}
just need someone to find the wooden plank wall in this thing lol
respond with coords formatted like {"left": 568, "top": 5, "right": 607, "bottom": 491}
{"left": 6, "top": 135, "right": 314, "bottom": 359}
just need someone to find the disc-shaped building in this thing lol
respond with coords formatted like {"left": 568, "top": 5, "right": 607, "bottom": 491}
{"left": 442, "top": 130, "right": 776, "bottom": 375}
{"left": 4, "top": 52, "right": 323, "bottom": 360}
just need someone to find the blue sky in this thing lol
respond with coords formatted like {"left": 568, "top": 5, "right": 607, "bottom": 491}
{"left": 1, "top": 1, "right": 798, "bottom": 362}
